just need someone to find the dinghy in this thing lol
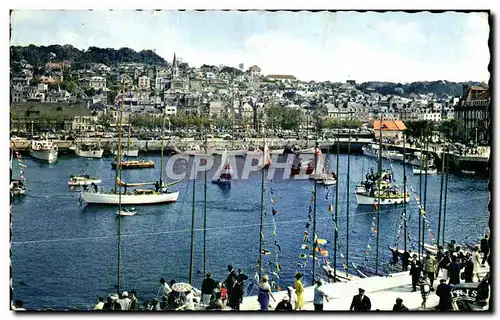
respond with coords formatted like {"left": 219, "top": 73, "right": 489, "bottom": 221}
{"left": 116, "top": 208, "right": 137, "bottom": 216}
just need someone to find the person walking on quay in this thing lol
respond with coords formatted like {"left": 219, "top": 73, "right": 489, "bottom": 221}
{"left": 313, "top": 279, "right": 330, "bottom": 311}
{"left": 274, "top": 295, "right": 293, "bottom": 311}
{"left": 118, "top": 291, "right": 131, "bottom": 310}
{"left": 464, "top": 252, "right": 474, "bottom": 283}
{"left": 472, "top": 246, "right": 481, "bottom": 282}
{"left": 229, "top": 275, "right": 243, "bottom": 311}
{"left": 423, "top": 252, "right": 437, "bottom": 290}
{"left": 402, "top": 250, "right": 410, "bottom": 271}
{"left": 436, "top": 246, "right": 444, "bottom": 277}
{"left": 418, "top": 276, "right": 431, "bottom": 309}
{"left": 129, "top": 291, "right": 139, "bottom": 311}
{"left": 294, "top": 272, "right": 304, "bottom": 310}
{"left": 435, "top": 279, "right": 452, "bottom": 311}
{"left": 392, "top": 298, "right": 408, "bottom": 311}
{"left": 410, "top": 254, "right": 423, "bottom": 292}
{"left": 448, "top": 254, "right": 462, "bottom": 285}
{"left": 257, "top": 275, "right": 276, "bottom": 311}
{"left": 350, "top": 288, "right": 371, "bottom": 311}
{"left": 439, "top": 251, "right": 451, "bottom": 280}
{"left": 201, "top": 273, "right": 216, "bottom": 306}
{"left": 480, "top": 234, "right": 490, "bottom": 266}
{"left": 224, "top": 265, "right": 238, "bottom": 306}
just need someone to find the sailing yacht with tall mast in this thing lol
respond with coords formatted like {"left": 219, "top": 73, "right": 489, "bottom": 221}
{"left": 112, "top": 116, "right": 139, "bottom": 157}
{"left": 81, "top": 82, "right": 181, "bottom": 205}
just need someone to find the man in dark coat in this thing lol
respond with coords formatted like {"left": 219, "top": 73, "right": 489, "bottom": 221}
{"left": 448, "top": 255, "right": 462, "bottom": 285}
{"left": 402, "top": 250, "right": 411, "bottom": 271}
{"left": 237, "top": 268, "right": 249, "bottom": 303}
{"left": 201, "top": 273, "right": 217, "bottom": 306}
{"left": 228, "top": 276, "right": 243, "bottom": 311}
{"left": 436, "top": 246, "right": 444, "bottom": 277}
{"left": 350, "top": 288, "right": 371, "bottom": 311}
{"left": 463, "top": 253, "right": 474, "bottom": 283}
{"left": 435, "top": 279, "right": 452, "bottom": 311}
{"left": 480, "top": 234, "right": 489, "bottom": 266}
{"left": 223, "top": 265, "right": 238, "bottom": 305}
{"left": 409, "top": 255, "right": 422, "bottom": 292}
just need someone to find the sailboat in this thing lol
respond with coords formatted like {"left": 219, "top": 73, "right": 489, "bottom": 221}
{"left": 212, "top": 162, "right": 232, "bottom": 185}
{"left": 355, "top": 124, "right": 409, "bottom": 206}
{"left": 10, "top": 147, "right": 26, "bottom": 196}
{"left": 111, "top": 115, "right": 155, "bottom": 169}
{"left": 112, "top": 116, "right": 139, "bottom": 157}
{"left": 75, "top": 137, "right": 104, "bottom": 159}
{"left": 81, "top": 82, "right": 181, "bottom": 205}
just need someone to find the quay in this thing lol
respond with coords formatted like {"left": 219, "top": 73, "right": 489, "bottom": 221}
{"left": 11, "top": 136, "right": 490, "bottom": 175}
{"left": 239, "top": 265, "right": 490, "bottom": 311}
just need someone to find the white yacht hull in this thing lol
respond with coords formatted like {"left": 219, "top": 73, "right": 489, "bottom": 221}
{"left": 269, "top": 149, "right": 284, "bottom": 155}
{"left": 113, "top": 149, "right": 139, "bottom": 157}
{"left": 82, "top": 191, "right": 179, "bottom": 204}
{"left": 322, "top": 178, "right": 337, "bottom": 186}
{"left": 355, "top": 193, "right": 410, "bottom": 205}
{"left": 30, "top": 149, "right": 58, "bottom": 163}
{"left": 413, "top": 168, "right": 437, "bottom": 175}
{"left": 68, "top": 179, "right": 102, "bottom": 186}
{"left": 76, "top": 149, "right": 104, "bottom": 158}
{"left": 214, "top": 150, "right": 246, "bottom": 157}
{"left": 409, "top": 158, "right": 434, "bottom": 167}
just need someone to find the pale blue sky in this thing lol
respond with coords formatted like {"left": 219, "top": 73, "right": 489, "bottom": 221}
{"left": 11, "top": 10, "right": 490, "bottom": 82}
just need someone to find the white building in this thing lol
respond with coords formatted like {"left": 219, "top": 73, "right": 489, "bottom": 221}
{"left": 164, "top": 105, "right": 177, "bottom": 116}
{"left": 89, "top": 76, "right": 107, "bottom": 90}
{"left": 138, "top": 75, "right": 151, "bottom": 90}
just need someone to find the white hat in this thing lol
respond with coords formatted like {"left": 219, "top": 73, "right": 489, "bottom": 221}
{"left": 282, "top": 295, "right": 290, "bottom": 301}
{"left": 122, "top": 291, "right": 128, "bottom": 298}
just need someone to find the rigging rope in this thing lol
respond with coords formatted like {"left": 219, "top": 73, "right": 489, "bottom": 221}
{"left": 11, "top": 196, "right": 489, "bottom": 246}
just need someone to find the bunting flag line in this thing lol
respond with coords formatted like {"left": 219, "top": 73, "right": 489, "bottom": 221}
{"left": 268, "top": 179, "right": 281, "bottom": 291}
{"left": 410, "top": 186, "right": 438, "bottom": 246}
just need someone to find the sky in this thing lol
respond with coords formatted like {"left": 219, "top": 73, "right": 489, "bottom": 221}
{"left": 10, "top": 10, "right": 490, "bottom": 83}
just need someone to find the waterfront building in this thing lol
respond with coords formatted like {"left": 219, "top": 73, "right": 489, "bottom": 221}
{"left": 138, "top": 75, "right": 151, "bottom": 90}
{"left": 455, "top": 85, "right": 490, "bottom": 145}
{"left": 373, "top": 119, "right": 407, "bottom": 140}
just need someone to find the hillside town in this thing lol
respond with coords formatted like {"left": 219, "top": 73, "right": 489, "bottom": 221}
{"left": 10, "top": 48, "right": 490, "bottom": 148}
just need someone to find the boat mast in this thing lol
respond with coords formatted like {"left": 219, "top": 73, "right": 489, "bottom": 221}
{"left": 418, "top": 129, "right": 423, "bottom": 259}
{"left": 258, "top": 121, "right": 266, "bottom": 282}
{"left": 333, "top": 131, "right": 340, "bottom": 281}
{"left": 203, "top": 123, "right": 208, "bottom": 276}
{"left": 311, "top": 137, "right": 319, "bottom": 286}
{"left": 403, "top": 127, "right": 407, "bottom": 252}
{"left": 441, "top": 145, "right": 450, "bottom": 246}
{"left": 189, "top": 173, "right": 196, "bottom": 285}
{"left": 375, "top": 116, "right": 382, "bottom": 275}
{"left": 159, "top": 115, "right": 166, "bottom": 186}
{"left": 126, "top": 114, "right": 131, "bottom": 159}
{"left": 346, "top": 130, "right": 351, "bottom": 269}
{"left": 437, "top": 144, "right": 446, "bottom": 245}
{"left": 116, "top": 79, "right": 125, "bottom": 294}
{"left": 422, "top": 134, "right": 430, "bottom": 251}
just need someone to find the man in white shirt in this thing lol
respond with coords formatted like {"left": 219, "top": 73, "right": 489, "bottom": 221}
{"left": 313, "top": 279, "right": 329, "bottom": 311}
{"left": 118, "top": 291, "right": 131, "bottom": 311}
{"left": 93, "top": 297, "right": 104, "bottom": 310}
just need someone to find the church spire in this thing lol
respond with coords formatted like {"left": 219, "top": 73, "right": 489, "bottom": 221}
{"left": 172, "top": 52, "right": 178, "bottom": 79}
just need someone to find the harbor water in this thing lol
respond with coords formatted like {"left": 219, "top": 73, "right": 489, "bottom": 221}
{"left": 10, "top": 153, "right": 489, "bottom": 310}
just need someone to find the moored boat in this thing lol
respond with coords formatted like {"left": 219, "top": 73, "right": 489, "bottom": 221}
{"left": 30, "top": 140, "right": 58, "bottom": 163}
{"left": 111, "top": 159, "right": 155, "bottom": 169}
{"left": 113, "top": 149, "right": 139, "bottom": 157}
{"left": 116, "top": 208, "right": 137, "bottom": 216}
{"left": 68, "top": 175, "right": 102, "bottom": 186}
{"left": 82, "top": 186, "right": 180, "bottom": 205}
{"left": 462, "top": 170, "right": 476, "bottom": 175}
{"left": 75, "top": 145, "right": 104, "bottom": 158}
{"left": 413, "top": 167, "right": 438, "bottom": 175}
{"left": 10, "top": 180, "right": 26, "bottom": 196}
